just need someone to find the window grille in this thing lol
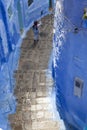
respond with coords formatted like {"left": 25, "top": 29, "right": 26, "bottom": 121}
{"left": 74, "top": 77, "right": 84, "bottom": 98}
{"left": 28, "top": 0, "right": 33, "bottom": 6}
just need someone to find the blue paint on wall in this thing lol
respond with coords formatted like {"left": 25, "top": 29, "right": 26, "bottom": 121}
{"left": 52, "top": 0, "right": 87, "bottom": 130}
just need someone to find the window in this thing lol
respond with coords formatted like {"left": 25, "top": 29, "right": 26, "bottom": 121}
{"left": 74, "top": 77, "right": 84, "bottom": 98}
{"left": 28, "top": 0, "right": 33, "bottom": 6}
{"left": 8, "top": 4, "right": 12, "bottom": 19}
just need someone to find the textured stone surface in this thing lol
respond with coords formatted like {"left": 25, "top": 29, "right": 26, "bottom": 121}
{"left": 9, "top": 14, "right": 62, "bottom": 130}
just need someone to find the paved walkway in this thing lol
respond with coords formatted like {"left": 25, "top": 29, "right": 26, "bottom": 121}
{"left": 9, "top": 14, "right": 63, "bottom": 130}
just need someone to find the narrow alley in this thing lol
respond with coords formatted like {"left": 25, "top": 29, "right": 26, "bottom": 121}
{"left": 8, "top": 14, "right": 62, "bottom": 130}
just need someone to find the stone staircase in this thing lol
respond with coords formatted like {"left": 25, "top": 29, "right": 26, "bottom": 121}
{"left": 9, "top": 14, "right": 65, "bottom": 130}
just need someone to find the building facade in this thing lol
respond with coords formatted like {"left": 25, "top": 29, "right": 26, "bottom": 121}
{"left": 0, "top": 0, "right": 54, "bottom": 129}
{"left": 52, "top": 0, "right": 87, "bottom": 130}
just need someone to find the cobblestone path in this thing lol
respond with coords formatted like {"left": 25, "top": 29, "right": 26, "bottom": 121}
{"left": 9, "top": 14, "right": 63, "bottom": 130}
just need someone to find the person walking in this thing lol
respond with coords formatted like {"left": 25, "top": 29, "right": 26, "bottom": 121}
{"left": 32, "top": 21, "right": 39, "bottom": 47}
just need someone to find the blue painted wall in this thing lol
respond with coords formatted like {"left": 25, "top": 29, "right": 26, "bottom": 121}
{"left": 0, "top": 0, "right": 55, "bottom": 129}
{"left": 52, "top": 0, "right": 87, "bottom": 130}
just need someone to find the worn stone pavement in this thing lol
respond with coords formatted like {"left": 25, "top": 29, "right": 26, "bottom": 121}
{"left": 9, "top": 14, "right": 64, "bottom": 130}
